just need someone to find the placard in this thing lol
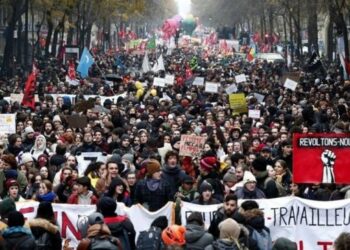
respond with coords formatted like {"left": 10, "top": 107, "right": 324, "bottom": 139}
{"left": 225, "top": 84, "right": 237, "bottom": 94}
{"left": 179, "top": 135, "right": 206, "bottom": 157}
{"left": 205, "top": 82, "right": 219, "bottom": 93}
{"left": 293, "top": 133, "right": 350, "bottom": 184}
{"left": 0, "top": 114, "right": 15, "bottom": 134}
{"left": 165, "top": 75, "right": 175, "bottom": 85}
{"left": 228, "top": 93, "right": 248, "bottom": 114}
{"left": 235, "top": 74, "right": 247, "bottom": 83}
{"left": 193, "top": 77, "right": 205, "bottom": 86}
{"left": 253, "top": 93, "right": 265, "bottom": 103}
{"left": 284, "top": 78, "right": 298, "bottom": 91}
{"left": 248, "top": 109, "right": 261, "bottom": 119}
{"left": 153, "top": 77, "right": 166, "bottom": 87}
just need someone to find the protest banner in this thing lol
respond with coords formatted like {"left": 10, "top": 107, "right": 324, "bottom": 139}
{"left": 179, "top": 134, "right": 206, "bottom": 157}
{"left": 235, "top": 74, "right": 247, "bottom": 83}
{"left": 165, "top": 74, "right": 175, "bottom": 85}
{"left": 248, "top": 109, "right": 261, "bottom": 119}
{"left": 284, "top": 78, "right": 298, "bottom": 91}
{"left": 293, "top": 133, "right": 350, "bottom": 184}
{"left": 193, "top": 77, "right": 205, "bottom": 86}
{"left": 16, "top": 201, "right": 173, "bottom": 249}
{"left": 0, "top": 114, "right": 16, "bottom": 134}
{"left": 229, "top": 93, "right": 248, "bottom": 114}
{"left": 182, "top": 197, "right": 350, "bottom": 250}
{"left": 205, "top": 82, "right": 219, "bottom": 93}
{"left": 153, "top": 77, "right": 166, "bottom": 87}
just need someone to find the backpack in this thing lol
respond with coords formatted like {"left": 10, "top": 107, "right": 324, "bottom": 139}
{"left": 249, "top": 227, "right": 272, "bottom": 250}
{"left": 89, "top": 235, "right": 120, "bottom": 250}
{"left": 136, "top": 226, "right": 162, "bottom": 250}
{"left": 35, "top": 231, "right": 52, "bottom": 250}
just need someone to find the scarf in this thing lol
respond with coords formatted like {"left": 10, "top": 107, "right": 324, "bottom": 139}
{"left": 146, "top": 179, "right": 161, "bottom": 191}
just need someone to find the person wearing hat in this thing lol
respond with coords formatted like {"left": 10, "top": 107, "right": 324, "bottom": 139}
{"left": 135, "top": 159, "right": 172, "bottom": 212}
{"left": 97, "top": 196, "right": 136, "bottom": 250}
{"left": 235, "top": 171, "right": 266, "bottom": 199}
{"left": 192, "top": 181, "right": 220, "bottom": 205}
{"left": 212, "top": 218, "right": 243, "bottom": 249}
{"left": 0, "top": 198, "right": 16, "bottom": 231}
{"left": 22, "top": 126, "right": 35, "bottom": 151}
{"left": 251, "top": 156, "right": 279, "bottom": 198}
{"left": 4, "top": 179, "right": 25, "bottom": 202}
{"left": 77, "top": 212, "right": 121, "bottom": 250}
{"left": 162, "top": 225, "right": 186, "bottom": 248}
{"left": 260, "top": 146, "right": 274, "bottom": 166}
{"left": 2, "top": 211, "right": 37, "bottom": 250}
{"left": 223, "top": 168, "right": 237, "bottom": 194}
{"left": 67, "top": 176, "right": 98, "bottom": 205}
{"left": 0, "top": 154, "right": 28, "bottom": 198}
{"left": 272, "top": 237, "right": 297, "bottom": 250}
{"left": 175, "top": 175, "right": 199, "bottom": 202}
{"left": 185, "top": 212, "right": 214, "bottom": 249}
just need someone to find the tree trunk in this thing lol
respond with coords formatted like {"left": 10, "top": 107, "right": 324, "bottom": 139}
{"left": 45, "top": 10, "right": 54, "bottom": 56}
{"left": 307, "top": 0, "right": 318, "bottom": 55}
{"left": 51, "top": 16, "right": 65, "bottom": 57}
{"left": 85, "top": 23, "right": 93, "bottom": 49}
{"left": 17, "top": 18, "right": 23, "bottom": 65}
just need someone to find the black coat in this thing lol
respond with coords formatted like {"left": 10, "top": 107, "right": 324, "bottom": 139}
{"left": 29, "top": 218, "right": 62, "bottom": 250}
{"left": 2, "top": 228, "right": 36, "bottom": 250}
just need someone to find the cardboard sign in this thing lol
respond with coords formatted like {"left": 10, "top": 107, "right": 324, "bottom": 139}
{"left": 205, "top": 82, "right": 219, "bottom": 93}
{"left": 10, "top": 93, "right": 39, "bottom": 103}
{"left": 66, "top": 115, "right": 88, "bottom": 128}
{"left": 225, "top": 84, "right": 237, "bottom": 94}
{"left": 179, "top": 135, "right": 206, "bottom": 157}
{"left": 193, "top": 77, "right": 205, "bottom": 86}
{"left": 293, "top": 133, "right": 350, "bottom": 184}
{"left": 248, "top": 109, "right": 261, "bottom": 119}
{"left": 165, "top": 75, "right": 175, "bottom": 85}
{"left": 235, "top": 74, "right": 247, "bottom": 83}
{"left": 228, "top": 93, "right": 248, "bottom": 114}
{"left": 281, "top": 71, "right": 300, "bottom": 84}
{"left": 284, "top": 78, "right": 298, "bottom": 91}
{"left": 0, "top": 114, "right": 15, "bottom": 134}
{"left": 253, "top": 93, "right": 265, "bottom": 103}
{"left": 153, "top": 77, "right": 166, "bottom": 87}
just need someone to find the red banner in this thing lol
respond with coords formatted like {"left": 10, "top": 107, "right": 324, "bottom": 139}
{"left": 293, "top": 133, "right": 350, "bottom": 184}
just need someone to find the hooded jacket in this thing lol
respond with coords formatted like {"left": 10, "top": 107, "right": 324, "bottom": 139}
{"left": 104, "top": 216, "right": 136, "bottom": 250}
{"left": 161, "top": 164, "right": 187, "bottom": 198}
{"left": 185, "top": 224, "right": 214, "bottom": 250}
{"left": 29, "top": 218, "right": 62, "bottom": 250}
{"left": 2, "top": 226, "right": 36, "bottom": 250}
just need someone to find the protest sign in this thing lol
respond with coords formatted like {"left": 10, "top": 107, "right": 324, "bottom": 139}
{"left": 284, "top": 78, "right": 298, "bottom": 91}
{"left": 0, "top": 114, "right": 15, "bottom": 134}
{"left": 281, "top": 71, "right": 300, "bottom": 84}
{"left": 182, "top": 197, "right": 350, "bottom": 250}
{"left": 229, "top": 93, "right": 248, "bottom": 114}
{"left": 165, "top": 74, "right": 175, "bottom": 85}
{"left": 193, "top": 77, "right": 205, "bottom": 86}
{"left": 293, "top": 133, "right": 350, "bottom": 184}
{"left": 66, "top": 115, "right": 88, "bottom": 128}
{"left": 153, "top": 77, "right": 166, "bottom": 87}
{"left": 225, "top": 84, "right": 237, "bottom": 94}
{"left": 76, "top": 152, "right": 108, "bottom": 174}
{"left": 16, "top": 201, "right": 173, "bottom": 249}
{"left": 235, "top": 74, "right": 247, "bottom": 83}
{"left": 253, "top": 93, "right": 265, "bottom": 103}
{"left": 248, "top": 109, "right": 261, "bottom": 119}
{"left": 205, "top": 82, "right": 219, "bottom": 93}
{"left": 179, "top": 134, "right": 206, "bottom": 157}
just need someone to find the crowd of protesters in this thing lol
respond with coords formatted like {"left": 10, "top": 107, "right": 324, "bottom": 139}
{"left": 0, "top": 42, "right": 349, "bottom": 249}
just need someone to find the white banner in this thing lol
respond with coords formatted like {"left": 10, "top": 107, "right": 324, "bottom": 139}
{"left": 181, "top": 197, "right": 350, "bottom": 249}
{"left": 205, "top": 82, "right": 219, "bottom": 93}
{"left": 284, "top": 78, "right": 298, "bottom": 91}
{"left": 193, "top": 77, "right": 205, "bottom": 86}
{"left": 16, "top": 201, "right": 173, "bottom": 249}
{"left": 235, "top": 74, "right": 247, "bottom": 83}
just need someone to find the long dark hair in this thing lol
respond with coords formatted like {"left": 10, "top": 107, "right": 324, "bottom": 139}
{"left": 105, "top": 177, "right": 128, "bottom": 202}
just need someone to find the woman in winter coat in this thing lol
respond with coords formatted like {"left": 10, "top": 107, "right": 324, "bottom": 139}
{"left": 235, "top": 171, "right": 266, "bottom": 199}
{"left": 29, "top": 201, "right": 62, "bottom": 250}
{"left": 274, "top": 159, "right": 292, "bottom": 195}
{"left": 29, "top": 135, "right": 50, "bottom": 161}
{"left": 212, "top": 218, "right": 243, "bottom": 250}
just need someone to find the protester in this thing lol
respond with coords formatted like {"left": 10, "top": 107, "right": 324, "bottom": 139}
{"left": 67, "top": 176, "right": 98, "bottom": 205}
{"left": 185, "top": 212, "right": 214, "bottom": 249}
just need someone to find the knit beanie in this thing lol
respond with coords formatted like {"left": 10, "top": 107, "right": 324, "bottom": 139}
{"left": 218, "top": 218, "right": 241, "bottom": 241}
{"left": 199, "top": 181, "right": 213, "bottom": 194}
{"left": 272, "top": 237, "right": 298, "bottom": 250}
{"left": 7, "top": 211, "right": 25, "bottom": 227}
{"left": 5, "top": 179, "right": 19, "bottom": 190}
{"left": 223, "top": 169, "right": 237, "bottom": 183}
{"left": 146, "top": 159, "right": 161, "bottom": 177}
{"left": 242, "top": 171, "right": 257, "bottom": 185}
{"left": 21, "top": 153, "right": 34, "bottom": 165}
{"left": 97, "top": 197, "right": 117, "bottom": 217}
{"left": 200, "top": 156, "right": 217, "bottom": 172}
{"left": 0, "top": 198, "right": 16, "bottom": 219}
{"left": 24, "top": 126, "right": 34, "bottom": 135}
{"left": 1, "top": 154, "right": 17, "bottom": 169}
{"left": 251, "top": 156, "right": 267, "bottom": 172}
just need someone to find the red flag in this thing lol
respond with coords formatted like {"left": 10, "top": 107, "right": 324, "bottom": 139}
{"left": 21, "top": 69, "right": 37, "bottom": 110}
{"left": 68, "top": 61, "right": 76, "bottom": 80}
{"left": 185, "top": 64, "right": 193, "bottom": 80}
